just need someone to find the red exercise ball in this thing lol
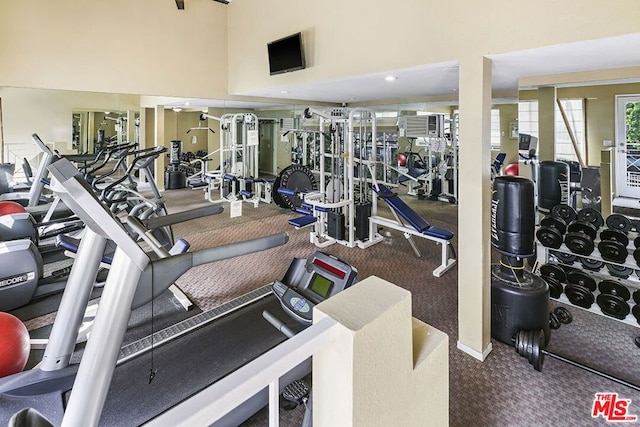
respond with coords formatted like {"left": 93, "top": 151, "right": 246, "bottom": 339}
{"left": 0, "top": 201, "right": 27, "bottom": 216}
{"left": 397, "top": 153, "right": 407, "bottom": 167}
{"left": 504, "top": 163, "right": 519, "bottom": 176}
{"left": 0, "top": 312, "right": 30, "bottom": 378}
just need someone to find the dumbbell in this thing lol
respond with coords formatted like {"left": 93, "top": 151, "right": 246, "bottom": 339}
{"left": 539, "top": 263, "right": 566, "bottom": 299}
{"left": 596, "top": 280, "right": 631, "bottom": 320}
{"left": 597, "top": 213, "right": 631, "bottom": 263}
{"left": 566, "top": 269, "right": 596, "bottom": 291}
{"left": 564, "top": 283, "right": 595, "bottom": 309}
{"left": 549, "top": 306, "right": 573, "bottom": 330}
{"left": 536, "top": 204, "right": 574, "bottom": 249}
{"left": 551, "top": 204, "right": 577, "bottom": 223}
{"left": 598, "top": 228, "right": 629, "bottom": 263}
{"left": 564, "top": 220, "right": 598, "bottom": 256}
{"left": 606, "top": 213, "right": 633, "bottom": 233}
{"left": 550, "top": 250, "right": 577, "bottom": 265}
{"left": 579, "top": 256, "right": 604, "bottom": 271}
{"left": 536, "top": 216, "right": 566, "bottom": 249}
{"left": 606, "top": 263, "right": 633, "bottom": 279}
{"left": 576, "top": 207, "right": 605, "bottom": 229}
{"left": 632, "top": 290, "right": 640, "bottom": 324}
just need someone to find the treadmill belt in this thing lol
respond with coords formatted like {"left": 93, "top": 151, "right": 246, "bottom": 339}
{"left": 98, "top": 296, "right": 298, "bottom": 426}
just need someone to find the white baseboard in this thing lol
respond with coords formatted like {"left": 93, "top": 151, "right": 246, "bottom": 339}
{"left": 457, "top": 340, "right": 493, "bottom": 361}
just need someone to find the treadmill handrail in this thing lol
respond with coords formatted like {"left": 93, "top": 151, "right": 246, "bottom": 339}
{"left": 130, "top": 231, "right": 290, "bottom": 308}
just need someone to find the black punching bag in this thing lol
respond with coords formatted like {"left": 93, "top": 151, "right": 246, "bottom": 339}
{"left": 491, "top": 176, "right": 550, "bottom": 346}
{"left": 491, "top": 176, "right": 536, "bottom": 258}
{"left": 537, "top": 161, "right": 569, "bottom": 213}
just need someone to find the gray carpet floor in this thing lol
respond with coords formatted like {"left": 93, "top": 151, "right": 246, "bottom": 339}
{"left": 162, "top": 185, "right": 640, "bottom": 426}
{"left": 14, "top": 182, "right": 640, "bottom": 426}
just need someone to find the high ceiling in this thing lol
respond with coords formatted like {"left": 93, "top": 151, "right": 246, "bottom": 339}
{"left": 164, "top": 33, "right": 640, "bottom": 111}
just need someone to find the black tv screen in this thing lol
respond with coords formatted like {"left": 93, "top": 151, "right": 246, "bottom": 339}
{"left": 268, "top": 32, "right": 305, "bottom": 76}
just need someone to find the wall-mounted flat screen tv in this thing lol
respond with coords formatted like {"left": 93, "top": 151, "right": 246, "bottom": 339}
{"left": 268, "top": 32, "right": 305, "bottom": 76}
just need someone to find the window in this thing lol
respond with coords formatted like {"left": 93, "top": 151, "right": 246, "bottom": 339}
{"left": 490, "top": 109, "right": 500, "bottom": 149}
{"left": 517, "top": 99, "right": 585, "bottom": 162}
{"left": 451, "top": 109, "right": 499, "bottom": 147}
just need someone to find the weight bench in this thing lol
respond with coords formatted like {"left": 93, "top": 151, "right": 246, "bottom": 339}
{"left": 370, "top": 184, "right": 456, "bottom": 277}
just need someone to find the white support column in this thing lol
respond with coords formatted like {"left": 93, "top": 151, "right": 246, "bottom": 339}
{"left": 538, "top": 86, "right": 557, "bottom": 161}
{"left": 154, "top": 105, "right": 166, "bottom": 190}
{"left": 456, "top": 55, "right": 493, "bottom": 360}
{"left": 127, "top": 110, "right": 136, "bottom": 144}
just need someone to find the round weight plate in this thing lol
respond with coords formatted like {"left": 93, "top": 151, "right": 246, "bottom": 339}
{"left": 551, "top": 251, "right": 576, "bottom": 264}
{"left": 552, "top": 204, "right": 577, "bottom": 223}
{"left": 633, "top": 304, "right": 640, "bottom": 324}
{"left": 271, "top": 174, "right": 286, "bottom": 208}
{"left": 553, "top": 306, "right": 573, "bottom": 324}
{"left": 566, "top": 270, "right": 597, "bottom": 292}
{"left": 277, "top": 164, "right": 318, "bottom": 210}
{"left": 633, "top": 248, "right": 640, "bottom": 267}
{"left": 515, "top": 329, "right": 545, "bottom": 372}
{"left": 606, "top": 214, "right": 632, "bottom": 233}
{"left": 566, "top": 220, "right": 598, "bottom": 240}
{"left": 539, "top": 263, "right": 567, "bottom": 283}
{"left": 597, "top": 280, "right": 631, "bottom": 301}
{"left": 564, "top": 232, "right": 595, "bottom": 256}
{"left": 596, "top": 294, "right": 630, "bottom": 320}
{"left": 549, "top": 312, "right": 561, "bottom": 330}
{"left": 634, "top": 289, "right": 640, "bottom": 305}
{"left": 576, "top": 207, "right": 604, "bottom": 229}
{"left": 536, "top": 227, "right": 563, "bottom": 249}
{"left": 564, "top": 284, "right": 595, "bottom": 309}
{"left": 543, "top": 276, "right": 563, "bottom": 299}
{"left": 606, "top": 263, "right": 633, "bottom": 279}
{"left": 634, "top": 236, "right": 640, "bottom": 249}
{"left": 540, "top": 216, "right": 567, "bottom": 235}
{"left": 600, "top": 229, "right": 630, "bottom": 247}
{"left": 597, "top": 240, "right": 629, "bottom": 263}
{"left": 579, "top": 257, "right": 604, "bottom": 271}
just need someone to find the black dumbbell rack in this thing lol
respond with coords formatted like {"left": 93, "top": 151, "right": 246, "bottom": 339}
{"left": 535, "top": 205, "right": 640, "bottom": 327}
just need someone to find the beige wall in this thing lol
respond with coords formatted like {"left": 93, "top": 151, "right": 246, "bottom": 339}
{"left": 227, "top": 0, "right": 640, "bottom": 96}
{"left": 0, "top": 0, "right": 228, "bottom": 98}
{"left": 0, "top": 87, "right": 139, "bottom": 149}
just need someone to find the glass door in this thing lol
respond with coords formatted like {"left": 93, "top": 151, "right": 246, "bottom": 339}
{"left": 615, "top": 95, "right": 640, "bottom": 198}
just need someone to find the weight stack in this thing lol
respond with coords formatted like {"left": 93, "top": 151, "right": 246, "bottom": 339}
{"left": 537, "top": 161, "right": 569, "bottom": 213}
{"left": 355, "top": 203, "right": 371, "bottom": 240}
{"left": 327, "top": 211, "right": 345, "bottom": 240}
{"left": 491, "top": 176, "right": 550, "bottom": 346}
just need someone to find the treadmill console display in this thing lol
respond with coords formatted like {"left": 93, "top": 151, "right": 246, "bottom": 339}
{"left": 309, "top": 273, "right": 333, "bottom": 298}
{"left": 271, "top": 251, "right": 357, "bottom": 324}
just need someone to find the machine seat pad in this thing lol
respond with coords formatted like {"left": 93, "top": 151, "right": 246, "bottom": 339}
{"left": 188, "top": 180, "right": 208, "bottom": 188}
{"left": 288, "top": 215, "right": 317, "bottom": 228}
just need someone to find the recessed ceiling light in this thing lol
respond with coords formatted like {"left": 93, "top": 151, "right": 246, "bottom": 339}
{"left": 184, "top": 102, "right": 190, "bottom": 106}
{"left": 281, "top": 90, "right": 289, "bottom": 94}
{"left": 384, "top": 76, "right": 397, "bottom": 82}
{"left": 172, "top": 107, "right": 183, "bottom": 112}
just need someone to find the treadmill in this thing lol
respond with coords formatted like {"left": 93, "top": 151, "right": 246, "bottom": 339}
{"left": 0, "top": 158, "right": 356, "bottom": 426}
